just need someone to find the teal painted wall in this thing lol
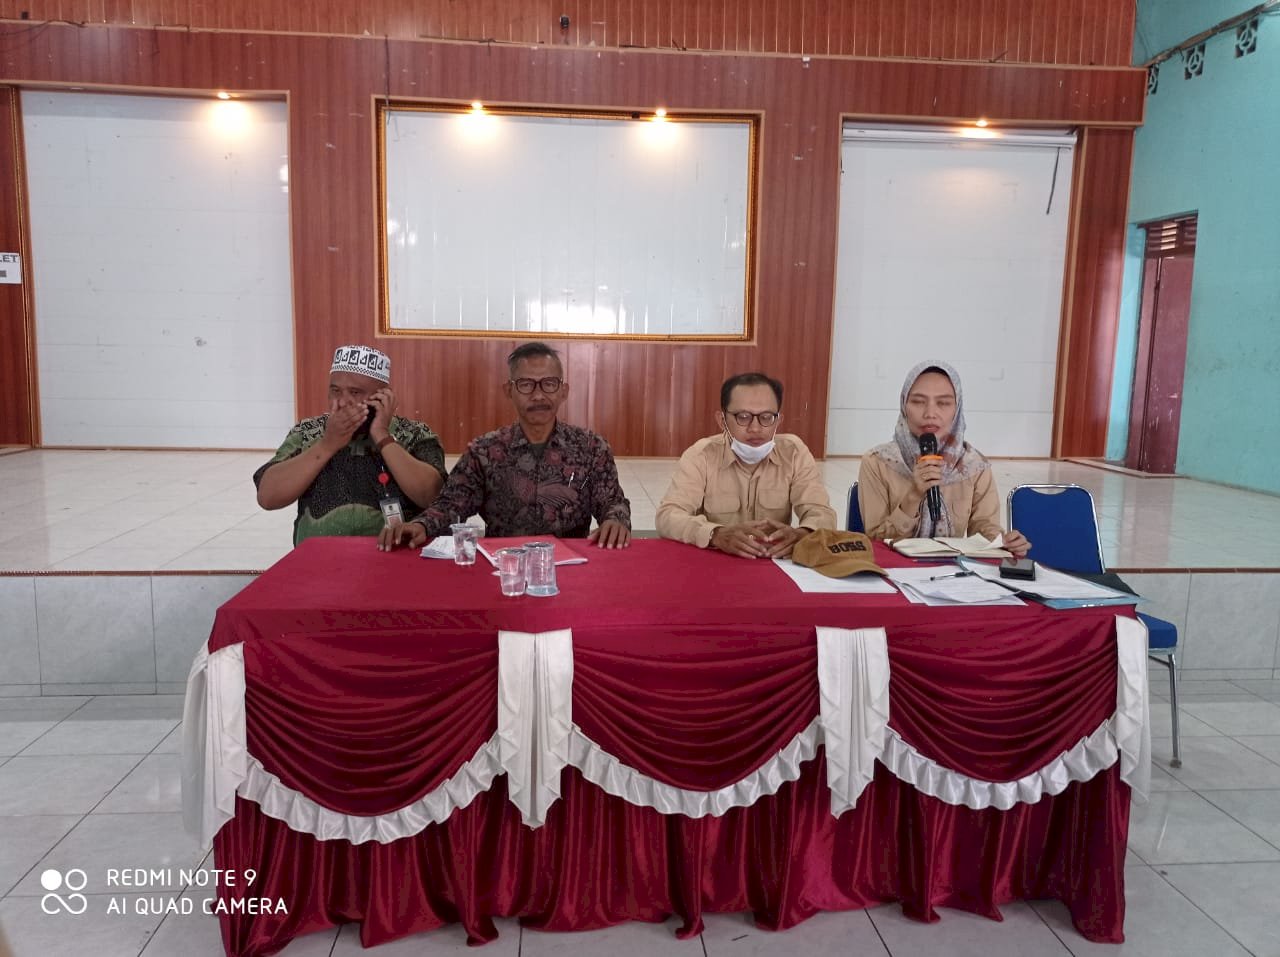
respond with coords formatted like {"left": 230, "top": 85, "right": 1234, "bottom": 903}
{"left": 1134, "top": 0, "right": 1260, "bottom": 59}
{"left": 1122, "top": 1, "right": 1280, "bottom": 493}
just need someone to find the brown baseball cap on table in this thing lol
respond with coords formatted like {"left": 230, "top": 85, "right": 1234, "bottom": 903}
{"left": 792, "top": 530, "right": 887, "bottom": 578}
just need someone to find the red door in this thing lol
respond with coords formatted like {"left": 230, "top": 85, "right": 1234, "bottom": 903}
{"left": 1125, "top": 217, "right": 1196, "bottom": 474}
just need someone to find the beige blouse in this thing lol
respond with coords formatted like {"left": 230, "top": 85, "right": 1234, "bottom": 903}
{"left": 857, "top": 451, "right": 1005, "bottom": 541}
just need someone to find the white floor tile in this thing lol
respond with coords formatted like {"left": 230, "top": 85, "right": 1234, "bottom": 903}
{"left": 49, "top": 547, "right": 196, "bottom": 572}
{"left": 1198, "top": 789, "right": 1280, "bottom": 850}
{"left": 0, "top": 719, "right": 56, "bottom": 756}
{"left": 1146, "top": 764, "right": 1190, "bottom": 792}
{"left": 1148, "top": 702, "right": 1218, "bottom": 738}
{"left": 77, "top": 696, "right": 186, "bottom": 720}
{"left": 0, "top": 814, "right": 81, "bottom": 896}
{"left": 1160, "top": 680, "right": 1254, "bottom": 699}
{"left": 1180, "top": 700, "right": 1280, "bottom": 736}
{"left": 20, "top": 719, "right": 178, "bottom": 757}
{"left": 1160, "top": 862, "right": 1280, "bottom": 957}
{"left": 866, "top": 900, "right": 1072, "bottom": 956}
{"left": 1230, "top": 679, "right": 1280, "bottom": 700}
{"left": 0, "top": 697, "right": 90, "bottom": 719}
{"left": 161, "top": 546, "right": 288, "bottom": 571}
{"left": 133, "top": 901, "right": 227, "bottom": 956}
{"left": 1154, "top": 736, "right": 1280, "bottom": 790}
{"left": 8, "top": 812, "right": 206, "bottom": 897}
{"left": 0, "top": 755, "right": 140, "bottom": 815}
{"left": 95, "top": 755, "right": 183, "bottom": 814}
{"left": 701, "top": 909, "right": 887, "bottom": 956}
{"left": 1125, "top": 791, "right": 1280, "bottom": 865}
{"left": 152, "top": 725, "right": 183, "bottom": 755}
{"left": 520, "top": 917, "right": 697, "bottom": 957}
{"left": 1030, "top": 866, "right": 1252, "bottom": 956}
{"left": 0, "top": 894, "right": 164, "bottom": 957}
{"left": 1236, "top": 735, "right": 1280, "bottom": 765}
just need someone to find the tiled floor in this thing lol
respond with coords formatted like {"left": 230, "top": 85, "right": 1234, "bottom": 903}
{"left": 2, "top": 450, "right": 1279, "bottom": 572}
{"left": 3, "top": 686, "right": 1280, "bottom": 955}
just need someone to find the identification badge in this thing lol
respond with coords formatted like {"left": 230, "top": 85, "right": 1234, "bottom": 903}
{"left": 379, "top": 496, "right": 404, "bottom": 526}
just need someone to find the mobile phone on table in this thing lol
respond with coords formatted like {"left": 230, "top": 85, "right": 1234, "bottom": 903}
{"left": 999, "top": 557, "right": 1036, "bottom": 580}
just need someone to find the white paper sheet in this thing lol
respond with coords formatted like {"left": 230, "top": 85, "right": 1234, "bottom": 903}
{"left": 773, "top": 558, "right": 897, "bottom": 594}
{"left": 957, "top": 558, "right": 1137, "bottom": 602}
{"left": 419, "top": 536, "right": 455, "bottom": 559}
{"left": 886, "top": 567, "right": 1025, "bottom": 606}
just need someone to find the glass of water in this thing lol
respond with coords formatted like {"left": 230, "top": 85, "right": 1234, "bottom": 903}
{"left": 524, "top": 541, "right": 559, "bottom": 597}
{"left": 450, "top": 523, "right": 478, "bottom": 566}
{"left": 495, "top": 547, "right": 528, "bottom": 597}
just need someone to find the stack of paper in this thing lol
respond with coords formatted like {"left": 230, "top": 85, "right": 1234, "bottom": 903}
{"left": 956, "top": 559, "right": 1139, "bottom": 609}
{"left": 886, "top": 566, "right": 1024, "bottom": 606}
{"left": 420, "top": 536, "right": 456, "bottom": 560}
{"left": 477, "top": 538, "right": 589, "bottom": 567}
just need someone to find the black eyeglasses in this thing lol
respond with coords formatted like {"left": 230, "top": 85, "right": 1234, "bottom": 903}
{"left": 510, "top": 376, "right": 563, "bottom": 395}
{"left": 726, "top": 410, "right": 779, "bottom": 428}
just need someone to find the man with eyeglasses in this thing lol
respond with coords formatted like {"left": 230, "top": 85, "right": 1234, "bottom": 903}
{"left": 656, "top": 372, "right": 834, "bottom": 558}
{"left": 379, "top": 341, "right": 631, "bottom": 549}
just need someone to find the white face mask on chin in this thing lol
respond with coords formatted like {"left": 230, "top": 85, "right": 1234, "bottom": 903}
{"left": 729, "top": 436, "right": 775, "bottom": 465}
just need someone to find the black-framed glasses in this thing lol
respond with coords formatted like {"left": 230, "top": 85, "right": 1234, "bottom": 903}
{"left": 726, "top": 410, "right": 779, "bottom": 428}
{"left": 510, "top": 376, "right": 563, "bottom": 395}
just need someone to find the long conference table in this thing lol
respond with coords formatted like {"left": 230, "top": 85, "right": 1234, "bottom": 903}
{"left": 182, "top": 536, "right": 1150, "bottom": 957}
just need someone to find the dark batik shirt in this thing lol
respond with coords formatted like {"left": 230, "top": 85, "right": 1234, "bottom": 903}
{"left": 254, "top": 415, "right": 446, "bottom": 545}
{"left": 412, "top": 421, "right": 630, "bottom": 538}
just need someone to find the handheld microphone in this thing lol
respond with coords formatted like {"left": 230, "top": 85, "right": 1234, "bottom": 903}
{"left": 917, "top": 433, "right": 942, "bottom": 525}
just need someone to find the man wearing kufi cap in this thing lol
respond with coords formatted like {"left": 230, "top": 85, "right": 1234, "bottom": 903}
{"left": 255, "top": 345, "right": 446, "bottom": 545}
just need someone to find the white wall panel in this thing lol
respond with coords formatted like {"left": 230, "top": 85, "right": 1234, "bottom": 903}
{"left": 23, "top": 92, "right": 294, "bottom": 448}
{"left": 383, "top": 109, "right": 752, "bottom": 338}
{"left": 827, "top": 130, "right": 1074, "bottom": 457}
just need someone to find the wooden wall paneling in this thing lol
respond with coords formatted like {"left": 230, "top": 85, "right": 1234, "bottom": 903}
{"left": 1052, "top": 127, "right": 1134, "bottom": 457}
{"left": 0, "top": 21, "right": 1143, "bottom": 455}
{"left": 973, "top": 0, "right": 990, "bottom": 63}
{"left": 0, "top": 1, "right": 1138, "bottom": 66}
{"left": 0, "top": 86, "right": 34, "bottom": 444}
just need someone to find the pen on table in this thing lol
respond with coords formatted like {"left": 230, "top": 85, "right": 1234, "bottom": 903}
{"left": 926, "top": 571, "right": 973, "bottom": 582}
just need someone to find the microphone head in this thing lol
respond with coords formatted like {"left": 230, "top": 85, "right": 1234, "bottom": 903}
{"left": 918, "top": 432, "right": 938, "bottom": 455}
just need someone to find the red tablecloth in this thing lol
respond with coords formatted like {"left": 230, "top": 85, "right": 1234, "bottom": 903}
{"left": 203, "top": 538, "right": 1134, "bottom": 956}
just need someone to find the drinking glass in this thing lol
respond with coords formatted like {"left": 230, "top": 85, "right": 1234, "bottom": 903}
{"left": 524, "top": 541, "right": 559, "bottom": 597}
{"left": 450, "top": 523, "right": 478, "bottom": 566}
{"left": 495, "top": 547, "right": 528, "bottom": 597}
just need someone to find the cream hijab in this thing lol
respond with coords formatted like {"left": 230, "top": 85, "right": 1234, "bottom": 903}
{"left": 869, "top": 359, "right": 990, "bottom": 536}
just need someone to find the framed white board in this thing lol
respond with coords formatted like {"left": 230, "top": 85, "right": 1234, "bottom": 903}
{"left": 379, "top": 104, "right": 757, "bottom": 341}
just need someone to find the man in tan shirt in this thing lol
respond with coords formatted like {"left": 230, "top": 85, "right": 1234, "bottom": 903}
{"left": 656, "top": 373, "right": 836, "bottom": 558}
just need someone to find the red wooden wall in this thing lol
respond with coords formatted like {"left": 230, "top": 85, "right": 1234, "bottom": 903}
{"left": 0, "top": 87, "right": 34, "bottom": 445}
{"left": 0, "top": 1, "right": 1136, "bottom": 65}
{"left": 0, "top": 5, "right": 1142, "bottom": 455}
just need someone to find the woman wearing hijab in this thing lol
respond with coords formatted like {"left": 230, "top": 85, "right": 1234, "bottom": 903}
{"left": 857, "top": 360, "right": 1031, "bottom": 557}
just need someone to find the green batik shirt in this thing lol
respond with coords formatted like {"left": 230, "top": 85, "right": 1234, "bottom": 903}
{"left": 254, "top": 415, "right": 447, "bottom": 546}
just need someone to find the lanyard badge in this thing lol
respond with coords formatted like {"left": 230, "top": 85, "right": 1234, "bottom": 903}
{"left": 377, "top": 469, "right": 403, "bottom": 526}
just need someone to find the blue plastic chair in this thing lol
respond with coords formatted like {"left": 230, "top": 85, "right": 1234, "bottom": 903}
{"left": 846, "top": 483, "right": 864, "bottom": 533}
{"left": 1008, "top": 483, "right": 1182, "bottom": 767}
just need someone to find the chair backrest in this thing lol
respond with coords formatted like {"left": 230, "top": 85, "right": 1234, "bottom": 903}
{"left": 1007, "top": 484, "right": 1106, "bottom": 574}
{"left": 846, "top": 483, "right": 865, "bottom": 533}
